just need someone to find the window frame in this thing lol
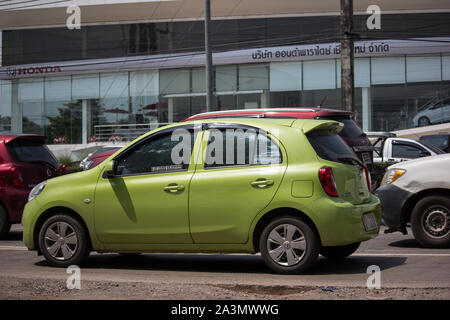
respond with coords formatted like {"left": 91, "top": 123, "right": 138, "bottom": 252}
{"left": 202, "top": 123, "right": 284, "bottom": 170}
{"left": 391, "top": 140, "right": 426, "bottom": 158}
{"left": 110, "top": 125, "right": 198, "bottom": 177}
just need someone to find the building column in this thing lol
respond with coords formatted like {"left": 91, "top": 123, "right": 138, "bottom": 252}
{"left": 168, "top": 98, "right": 174, "bottom": 123}
{"left": 362, "top": 87, "right": 372, "bottom": 132}
{"left": 82, "top": 99, "right": 92, "bottom": 144}
{"left": 10, "top": 80, "right": 22, "bottom": 133}
{"left": 0, "top": 30, "right": 2, "bottom": 66}
{"left": 260, "top": 90, "right": 270, "bottom": 108}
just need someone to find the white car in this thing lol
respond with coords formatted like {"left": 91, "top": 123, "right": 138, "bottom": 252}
{"left": 376, "top": 154, "right": 450, "bottom": 248}
{"left": 412, "top": 97, "right": 450, "bottom": 127}
{"left": 370, "top": 136, "right": 445, "bottom": 163}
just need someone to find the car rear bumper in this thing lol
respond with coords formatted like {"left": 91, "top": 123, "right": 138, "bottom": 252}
{"left": 312, "top": 194, "right": 382, "bottom": 246}
{"left": 0, "top": 187, "right": 29, "bottom": 223}
{"left": 376, "top": 184, "right": 412, "bottom": 234}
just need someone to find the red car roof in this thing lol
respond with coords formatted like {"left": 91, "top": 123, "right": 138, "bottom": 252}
{"left": 185, "top": 107, "right": 352, "bottom": 121}
{"left": 0, "top": 134, "right": 47, "bottom": 144}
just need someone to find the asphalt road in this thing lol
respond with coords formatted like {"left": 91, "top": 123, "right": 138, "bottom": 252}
{"left": 0, "top": 224, "right": 449, "bottom": 299}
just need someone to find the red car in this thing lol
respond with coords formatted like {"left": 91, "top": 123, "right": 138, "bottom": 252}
{"left": 0, "top": 134, "right": 66, "bottom": 238}
{"left": 185, "top": 107, "right": 375, "bottom": 170}
{"left": 80, "top": 147, "right": 120, "bottom": 170}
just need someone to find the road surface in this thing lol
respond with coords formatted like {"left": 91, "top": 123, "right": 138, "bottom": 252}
{"left": 0, "top": 225, "right": 449, "bottom": 300}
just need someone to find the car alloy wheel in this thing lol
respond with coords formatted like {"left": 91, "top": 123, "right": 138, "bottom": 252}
{"left": 266, "top": 224, "right": 307, "bottom": 267}
{"left": 44, "top": 222, "right": 78, "bottom": 261}
{"left": 259, "top": 216, "right": 320, "bottom": 274}
{"left": 38, "top": 214, "right": 91, "bottom": 267}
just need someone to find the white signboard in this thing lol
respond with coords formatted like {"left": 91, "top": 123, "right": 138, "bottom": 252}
{"left": 1, "top": 37, "right": 450, "bottom": 80}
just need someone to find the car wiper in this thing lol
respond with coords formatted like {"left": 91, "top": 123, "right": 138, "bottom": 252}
{"left": 337, "top": 157, "right": 364, "bottom": 169}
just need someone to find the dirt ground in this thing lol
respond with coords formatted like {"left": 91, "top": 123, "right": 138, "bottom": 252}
{"left": 0, "top": 276, "right": 448, "bottom": 300}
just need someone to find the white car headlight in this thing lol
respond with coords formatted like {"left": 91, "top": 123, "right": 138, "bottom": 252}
{"left": 82, "top": 160, "right": 94, "bottom": 170}
{"left": 381, "top": 169, "right": 406, "bottom": 186}
{"left": 28, "top": 181, "right": 47, "bottom": 202}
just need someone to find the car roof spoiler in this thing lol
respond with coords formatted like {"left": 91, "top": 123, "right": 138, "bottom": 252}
{"left": 299, "top": 120, "right": 344, "bottom": 135}
{"left": 3, "top": 134, "right": 47, "bottom": 145}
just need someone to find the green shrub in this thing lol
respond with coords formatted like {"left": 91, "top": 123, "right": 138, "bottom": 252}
{"left": 372, "top": 161, "right": 397, "bottom": 189}
{"left": 56, "top": 155, "right": 82, "bottom": 174}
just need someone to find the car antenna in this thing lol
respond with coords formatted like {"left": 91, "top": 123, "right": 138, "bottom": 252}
{"left": 318, "top": 95, "right": 327, "bottom": 108}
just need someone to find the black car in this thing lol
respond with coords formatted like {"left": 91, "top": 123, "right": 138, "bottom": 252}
{"left": 420, "top": 133, "right": 450, "bottom": 153}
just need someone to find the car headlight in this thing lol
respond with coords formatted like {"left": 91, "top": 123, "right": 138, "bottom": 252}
{"left": 381, "top": 169, "right": 406, "bottom": 186}
{"left": 28, "top": 181, "right": 47, "bottom": 202}
{"left": 82, "top": 160, "right": 94, "bottom": 170}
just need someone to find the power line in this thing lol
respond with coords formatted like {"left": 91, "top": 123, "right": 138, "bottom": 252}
{"left": 0, "top": 0, "right": 71, "bottom": 10}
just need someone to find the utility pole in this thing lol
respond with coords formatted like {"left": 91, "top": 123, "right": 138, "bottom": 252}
{"left": 340, "top": 0, "right": 354, "bottom": 112}
{"left": 204, "top": 0, "right": 213, "bottom": 111}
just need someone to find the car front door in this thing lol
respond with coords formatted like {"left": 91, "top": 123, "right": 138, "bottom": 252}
{"left": 189, "top": 124, "right": 287, "bottom": 244}
{"left": 390, "top": 140, "right": 428, "bottom": 162}
{"left": 94, "top": 127, "right": 201, "bottom": 244}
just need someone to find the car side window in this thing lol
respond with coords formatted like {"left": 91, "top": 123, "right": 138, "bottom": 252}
{"left": 204, "top": 128, "right": 281, "bottom": 168}
{"left": 392, "top": 143, "right": 424, "bottom": 158}
{"left": 115, "top": 130, "right": 194, "bottom": 175}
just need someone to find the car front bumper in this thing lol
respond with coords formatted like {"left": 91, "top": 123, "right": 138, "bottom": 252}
{"left": 376, "top": 184, "right": 413, "bottom": 234}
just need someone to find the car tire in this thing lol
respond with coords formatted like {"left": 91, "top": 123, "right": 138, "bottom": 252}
{"left": 320, "top": 242, "right": 360, "bottom": 259}
{"left": 411, "top": 195, "right": 450, "bottom": 248}
{"left": 38, "top": 214, "right": 91, "bottom": 267}
{"left": 0, "top": 206, "right": 11, "bottom": 240}
{"left": 259, "top": 216, "right": 320, "bottom": 274}
{"left": 418, "top": 117, "right": 431, "bottom": 127}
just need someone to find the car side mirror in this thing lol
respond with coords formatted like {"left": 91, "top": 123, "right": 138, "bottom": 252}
{"left": 419, "top": 151, "right": 431, "bottom": 157}
{"left": 104, "top": 160, "right": 116, "bottom": 178}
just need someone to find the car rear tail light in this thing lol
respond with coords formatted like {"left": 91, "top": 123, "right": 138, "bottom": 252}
{"left": 363, "top": 164, "right": 372, "bottom": 192}
{"left": 58, "top": 164, "right": 67, "bottom": 175}
{"left": 319, "top": 167, "right": 339, "bottom": 197}
{"left": 9, "top": 167, "right": 25, "bottom": 188}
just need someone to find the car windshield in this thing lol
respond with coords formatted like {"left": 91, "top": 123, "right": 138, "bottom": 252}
{"left": 307, "top": 129, "right": 360, "bottom": 165}
{"left": 6, "top": 139, "right": 59, "bottom": 168}
{"left": 317, "top": 117, "right": 364, "bottom": 139}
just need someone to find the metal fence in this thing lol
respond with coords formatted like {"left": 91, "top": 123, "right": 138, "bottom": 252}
{"left": 93, "top": 123, "right": 174, "bottom": 142}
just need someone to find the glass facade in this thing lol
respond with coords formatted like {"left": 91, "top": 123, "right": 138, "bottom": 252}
{"left": 3, "top": 13, "right": 450, "bottom": 66}
{"left": 1, "top": 13, "right": 450, "bottom": 144}
{"left": 2, "top": 54, "right": 450, "bottom": 144}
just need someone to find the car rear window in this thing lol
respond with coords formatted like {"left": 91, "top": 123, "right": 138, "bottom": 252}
{"left": 307, "top": 129, "right": 360, "bottom": 164}
{"left": 6, "top": 139, "right": 59, "bottom": 168}
{"left": 317, "top": 117, "right": 364, "bottom": 139}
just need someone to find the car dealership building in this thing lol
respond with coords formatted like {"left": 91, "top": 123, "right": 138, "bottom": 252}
{"left": 1, "top": 0, "right": 450, "bottom": 145}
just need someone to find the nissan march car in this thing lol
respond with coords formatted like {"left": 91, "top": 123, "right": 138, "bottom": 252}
{"left": 22, "top": 119, "right": 381, "bottom": 274}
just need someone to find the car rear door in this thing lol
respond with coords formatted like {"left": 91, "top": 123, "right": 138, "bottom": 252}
{"left": 188, "top": 124, "right": 287, "bottom": 244}
{"left": 306, "top": 128, "right": 371, "bottom": 205}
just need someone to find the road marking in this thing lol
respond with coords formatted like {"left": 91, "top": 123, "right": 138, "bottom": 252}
{"left": 354, "top": 253, "right": 450, "bottom": 257}
{"left": 0, "top": 246, "right": 28, "bottom": 251}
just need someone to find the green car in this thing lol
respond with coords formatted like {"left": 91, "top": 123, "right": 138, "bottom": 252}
{"left": 22, "top": 118, "right": 381, "bottom": 274}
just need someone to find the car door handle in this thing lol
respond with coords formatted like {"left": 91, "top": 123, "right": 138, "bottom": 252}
{"left": 164, "top": 184, "right": 185, "bottom": 192}
{"left": 251, "top": 179, "right": 274, "bottom": 188}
